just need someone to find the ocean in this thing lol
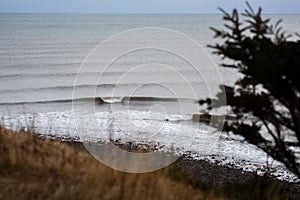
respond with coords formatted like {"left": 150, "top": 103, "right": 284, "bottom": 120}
{"left": 0, "top": 13, "right": 299, "bottom": 177}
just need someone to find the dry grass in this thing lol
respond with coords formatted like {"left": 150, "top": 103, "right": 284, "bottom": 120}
{"left": 0, "top": 126, "right": 222, "bottom": 200}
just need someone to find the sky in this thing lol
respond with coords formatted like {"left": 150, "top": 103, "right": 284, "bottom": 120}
{"left": 0, "top": 0, "right": 299, "bottom": 14}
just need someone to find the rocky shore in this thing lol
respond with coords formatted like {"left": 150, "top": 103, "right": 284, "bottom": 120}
{"left": 174, "top": 158, "right": 300, "bottom": 200}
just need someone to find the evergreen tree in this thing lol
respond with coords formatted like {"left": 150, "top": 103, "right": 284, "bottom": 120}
{"left": 200, "top": 3, "right": 300, "bottom": 179}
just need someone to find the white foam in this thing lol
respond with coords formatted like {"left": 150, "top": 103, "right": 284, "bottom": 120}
{"left": 1, "top": 111, "right": 299, "bottom": 182}
{"left": 101, "top": 97, "right": 123, "bottom": 104}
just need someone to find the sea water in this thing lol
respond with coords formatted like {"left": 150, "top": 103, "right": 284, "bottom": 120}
{"left": 0, "top": 13, "right": 299, "bottom": 180}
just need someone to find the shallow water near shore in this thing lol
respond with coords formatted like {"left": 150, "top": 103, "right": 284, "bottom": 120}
{"left": 1, "top": 100, "right": 299, "bottom": 182}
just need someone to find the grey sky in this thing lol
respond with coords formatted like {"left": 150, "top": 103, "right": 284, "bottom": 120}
{"left": 0, "top": 0, "right": 299, "bottom": 14}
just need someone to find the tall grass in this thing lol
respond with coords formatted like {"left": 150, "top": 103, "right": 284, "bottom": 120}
{"left": 0, "top": 126, "right": 221, "bottom": 200}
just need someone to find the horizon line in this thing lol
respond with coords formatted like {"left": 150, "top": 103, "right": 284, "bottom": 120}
{"left": 1, "top": 11, "right": 300, "bottom": 15}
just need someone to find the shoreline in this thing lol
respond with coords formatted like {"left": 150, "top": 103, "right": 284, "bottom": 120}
{"left": 9, "top": 128, "right": 300, "bottom": 183}
{"left": 65, "top": 139, "right": 300, "bottom": 199}
{"left": 63, "top": 138, "right": 300, "bottom": 198}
